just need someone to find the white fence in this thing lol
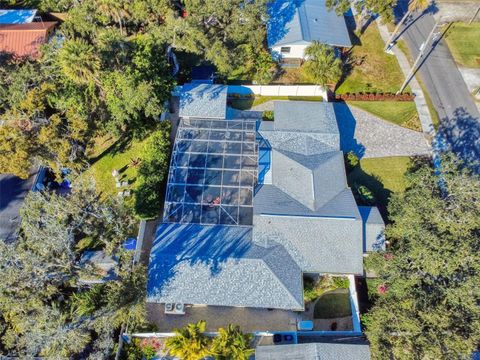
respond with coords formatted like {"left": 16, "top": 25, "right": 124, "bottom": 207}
{"left": 227, "top": 85, "right": 328, "bottom": 100}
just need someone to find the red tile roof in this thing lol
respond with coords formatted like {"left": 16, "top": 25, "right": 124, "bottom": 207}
{"left": 0, "top": 21, "right": 57, "bottom": 59}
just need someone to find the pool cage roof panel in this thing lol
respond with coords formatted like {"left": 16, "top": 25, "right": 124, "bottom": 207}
{"left": 164, "top": 118, "right": 258, "bottom": 226}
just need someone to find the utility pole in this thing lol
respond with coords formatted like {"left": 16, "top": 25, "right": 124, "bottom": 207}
{"left": 397, "top": 19, "right": 441, "bottom": 94}
{"left": 469, "top": 6, "right": 480, "bottom": 25}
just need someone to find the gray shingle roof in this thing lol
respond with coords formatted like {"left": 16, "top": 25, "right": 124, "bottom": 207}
{"left": 274, "top": 101, "right": 339, "bottom": 134}
{"left": 359, "top": 206, "right": 385, "bottom": 252}
{"left": 147, "top": 223, "right": 304, "bottom": 310}
{"left": 253, "top": 101, "right": 364, "bottom": 275}
{"left": 253, "top": 215, "right": 363, "bottom": 274}
{"left": 179, "top": 83, "right": 227, "bottom": 119}
{"left": 256, "top": 342, "right": 371, "bottom": 360}
{"left": 267, "top": 0, "right": 352, "bottom": 48}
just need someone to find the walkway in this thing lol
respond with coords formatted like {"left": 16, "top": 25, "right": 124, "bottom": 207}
{"left": 376, "top": 20, "right": 435, "bottom": 135}
{"left": 335, "top": 103, "right": 431, "bottom": 158}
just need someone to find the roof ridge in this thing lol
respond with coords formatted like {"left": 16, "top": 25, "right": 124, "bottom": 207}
{"left": 262, "top": 245, "right": 304, "bottom": 310}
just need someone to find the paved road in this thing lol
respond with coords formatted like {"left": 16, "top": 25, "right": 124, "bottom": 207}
{"left": 397, "top": 1, "right": 480, "bottom": 167}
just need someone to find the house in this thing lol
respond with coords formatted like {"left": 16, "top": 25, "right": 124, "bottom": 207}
{"left": 267, "top": 0, "right": 351, "bottom": 63}
{"left": 178, "top": 83, "right": 228, "bottom": 119}
{"left": 147, "top": 97, "right": 384, "bottom": 315}
{"left": 0, "top": 169, "right": 44, "bottom": 242}
{"left": 255, "top": 340, "right": 371, "bottom": 360}
{"left": 0, "top": 9, "right": 57, "bottom": 59}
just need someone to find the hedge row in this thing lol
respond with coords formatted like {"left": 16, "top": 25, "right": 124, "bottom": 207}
{"left": 334, "top": 92, "right": 415, "bottom": 101}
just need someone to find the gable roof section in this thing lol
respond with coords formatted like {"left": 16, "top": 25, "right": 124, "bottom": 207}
{"left": 253, "top": 215, "right": 363, "bottom": 274}
{"left": 267, "top": 0, "right": 352, "bottom": 48}
{"left": 0, "top": 22, "right": 56, "bottom": 59}
{"left": 359, "top": 206, "right": 386, "bottom": 252}
{"left": 147, "top": 223, "right": 304, "bottom": 310}
{"left": 179, "top": 83, "right": 227, "bottom": 119}
{"left": 274, "top": 101, "right": 339, "bottom": 134}
{"left": 0, "top": 9, "right": 37, "bottom": 24}
{"left": 256, "top": 341, "right": 371, "bottom": 360}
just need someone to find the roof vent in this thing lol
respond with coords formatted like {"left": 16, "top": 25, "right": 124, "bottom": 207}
{"left": 314, "top": 18, "right": 318, "bottom": 22}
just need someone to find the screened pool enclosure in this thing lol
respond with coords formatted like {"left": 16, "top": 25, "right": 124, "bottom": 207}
{"left": 163, "top": 118, "right": 259, "bottom": 226}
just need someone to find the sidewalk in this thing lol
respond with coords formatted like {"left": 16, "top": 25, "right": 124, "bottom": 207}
{"left": 376, "top": 20, "right": 435, "bottom": 136}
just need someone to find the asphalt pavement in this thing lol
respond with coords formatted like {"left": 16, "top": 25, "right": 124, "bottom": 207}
{"left": 397, "top": 1, "right": 480, "bottom": 167}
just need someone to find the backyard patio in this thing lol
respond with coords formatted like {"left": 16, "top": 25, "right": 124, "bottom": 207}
{"left": 146, "top": 303, "right": 300, "bottom": 333}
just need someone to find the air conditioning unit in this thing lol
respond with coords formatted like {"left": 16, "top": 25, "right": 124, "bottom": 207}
{"left": 165, "top": 303, "right": 186, "bottom": 315}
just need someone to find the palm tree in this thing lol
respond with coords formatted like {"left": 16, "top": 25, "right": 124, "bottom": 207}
{"left": 384, "top": 0, "right": 431, "bottom": 51}
{"left": 165, "top": 320, "right": 211, "bottom": 360}
{"left": 210, "top": 324, "right": 254, "bottom": 360}
{"left": 302, "top": 42, "right": 343, "bottom": 88}
{"left": 58, "top": 39, "right": 101, "bottom": 86}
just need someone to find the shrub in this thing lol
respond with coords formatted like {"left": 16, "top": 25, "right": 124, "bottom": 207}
{"left": 333, "top": 277, "right": 350, "bottom": 289}
{"left": 344, "top": 151, "right": 359, "bottom": 172}
{"left": 353, "top": 183, "right": 376, "bottom": 205}
{"left": 134, "top": 123, "right": 171, "bottom": 219}
{"left": 262, "top": 110, "right": 274, "bottom": 121}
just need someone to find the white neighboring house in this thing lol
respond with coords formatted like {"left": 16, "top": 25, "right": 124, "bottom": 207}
{"left": 267, "top": 0, "right": 352, "bottom": 63}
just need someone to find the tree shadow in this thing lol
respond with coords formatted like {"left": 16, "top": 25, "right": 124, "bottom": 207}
{"left": 347, "top": 165, "right": 392, "bottom": 221}
{"left": 344, "top": 15, "right": 362, "bottom": 46}
{"left": 88, "top": 134, "right": 133, "bottom": 166}
{"left": 437, "top": 107, "right": 480, "bottom": 173}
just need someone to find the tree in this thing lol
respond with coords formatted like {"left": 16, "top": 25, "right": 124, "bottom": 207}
{"left": 134, "top": 124, "right": 171, "bottom": 219}
{"left": 168, "top": 0, "right": 269, "bottom": 76}
{"left": 302, "top": 42, "right": 343, "bottom": 87}
{"left": 58, "top": 38, "right": 101, "bottom": 86}
{"left": 0, "top": 177, "right": 139, "bottom": 357}
{"left": 327, "top": 0, "right": 397, "bottom": 31}
{"left": 384, "top": 0, "right": 430, "bottom": 50}
{"left": 165, "top": 320, "right": 211, "bottom": 360}
{"left": 364, "top": 155, "right": 480, "bottom": 359}
{"left": 210, "top": 324, "right": 253, "bottom": 360}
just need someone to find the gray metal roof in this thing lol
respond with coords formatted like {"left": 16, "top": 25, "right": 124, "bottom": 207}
{"left": 147, "top": 223, "right": 304, "bottom": 310}
{"left": 179, "top": 83, "right": 227, "bottom": 119}
{"left": 267, "top": 0, "right": 352, "bottom": 48}
{"left": 0, "top": 173, "right": 36, "bottom": 242}
{"left": 359, "top": 206, "right": 385, "bottom": 252}
{"left": 0, "top": 9, "right": 37, "bottom": 24}
{"left": 256, "top": 342, "right": 371, "bottom": 360}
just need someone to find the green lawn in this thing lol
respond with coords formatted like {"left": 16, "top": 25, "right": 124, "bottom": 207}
{"left": 314, "top": 290, "right": 352, "bottom": 319}
{"left": 336, "top": 22, "right": 407, "bottom": 94}
{"left": 84, "top": 134, "right": 152, "bottom": 198}
{"left": 347, "top": 101, "right": 421, "bottom": 131}
{"left": 229, "top": 96, "right": 323, "bottom": 110}
{"left": 444, "top": 22, "right": 480, "bottom": 68}
{"left": 347, "top": 157, "right": 412, "bottom": 218}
